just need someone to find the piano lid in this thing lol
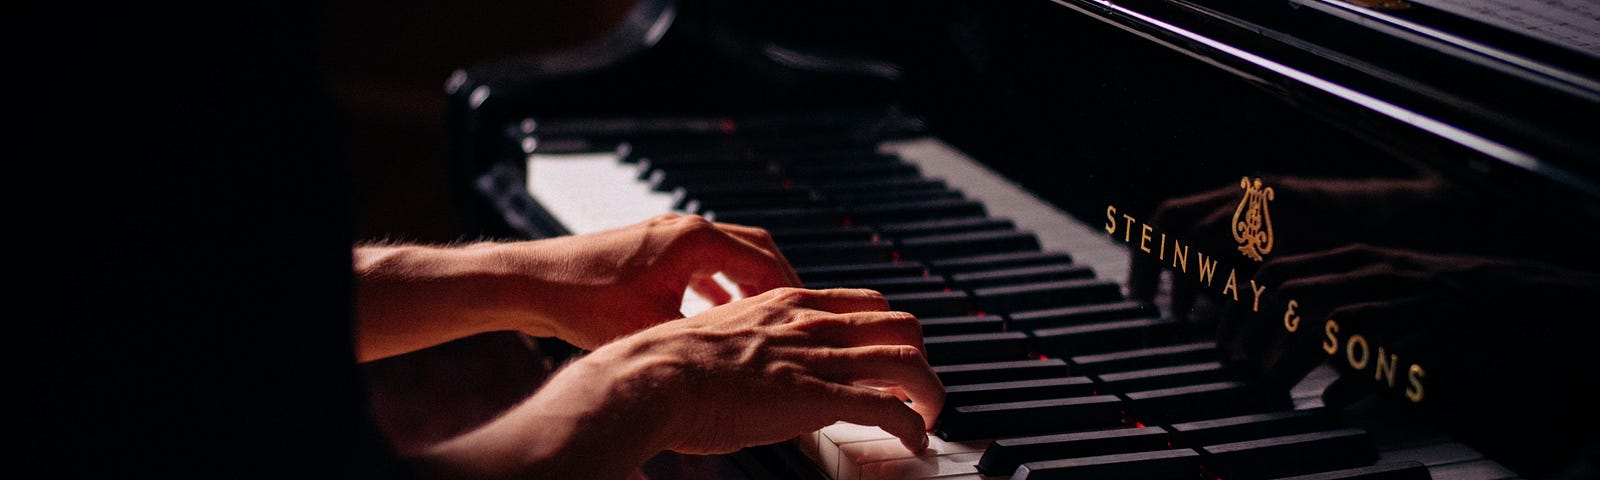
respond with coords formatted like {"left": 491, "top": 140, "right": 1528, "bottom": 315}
{"left": 935, "top": 1, "right": 1600, "bottom": 478}
{"left": 1007, "top": 0, "right": 1600, "bottom": 201}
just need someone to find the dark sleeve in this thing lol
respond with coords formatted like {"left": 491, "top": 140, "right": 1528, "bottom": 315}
{"left": 33, "top": 2, "right": 417, "bottom": 478}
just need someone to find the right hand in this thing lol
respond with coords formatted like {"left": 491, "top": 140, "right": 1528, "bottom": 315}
{"left": 584, "top": 287, "right": 944, "bottom": 455}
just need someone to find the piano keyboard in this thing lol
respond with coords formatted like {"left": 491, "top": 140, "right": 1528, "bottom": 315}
{"left": 517, "top": 120, "right": 1516, "bottom": 480}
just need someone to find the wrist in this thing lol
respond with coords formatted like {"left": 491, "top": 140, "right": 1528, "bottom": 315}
{"left": 416, "top": 347, "right": 678, "bottom": 479}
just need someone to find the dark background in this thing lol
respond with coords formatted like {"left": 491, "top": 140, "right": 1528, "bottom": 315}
{"left": 316, "top": 0, "right": 638, "bottom": 455}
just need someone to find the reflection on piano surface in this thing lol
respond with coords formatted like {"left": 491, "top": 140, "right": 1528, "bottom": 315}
{"left": 445, "top": 0, "right": 1600, "bottom": 478}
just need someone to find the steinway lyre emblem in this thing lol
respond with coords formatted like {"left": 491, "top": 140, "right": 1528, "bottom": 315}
{"left": 1232, "top": 177, "right": 1275, "bottom": 261}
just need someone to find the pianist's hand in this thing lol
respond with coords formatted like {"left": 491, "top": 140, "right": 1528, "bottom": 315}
{"left": 415, "top": 287, "right": 944, "bottom": 480}
{"left": 354, "top": 213, "right": 800, "bottom": 361}
{"left": 497, "top": 213, "right": 801, "bottom": 350}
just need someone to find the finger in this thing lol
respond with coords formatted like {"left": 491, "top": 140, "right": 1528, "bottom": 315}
{"left": 690, "top": 275, "right": 732, "bottom": 305}
{"left": 790, "top": 288, "right": 891, "bottom": 314}
{"left": 716, "top": 222, "right": 802, "bottom": 287}
{"left": 823, "top": 382, "right": 932, "bottom": 453}
{"left": 786, "top": 310, "right": 925, "bottom": 353}
{"left": 662, "top": 214, "right": 792, "bottom": 294}
{"left": 692, "top": 227, "right": 798, "bottom": 297}
{"left": 882, "top": 385, "right": 911, "bottom": 402}
{"left": 804, "top": 344, "right": 945, "bottom": 431}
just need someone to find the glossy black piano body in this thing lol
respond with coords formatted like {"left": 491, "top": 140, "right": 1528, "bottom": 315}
{"left": 446, "top": 0, "right": 1600, "bottom": 478}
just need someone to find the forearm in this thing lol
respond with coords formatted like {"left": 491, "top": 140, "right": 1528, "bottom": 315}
{"left": 353, "top": 242, "right": 561, "bottom": 361}
{"left": 410, "top": 353, "right": 673, "bottom": 480}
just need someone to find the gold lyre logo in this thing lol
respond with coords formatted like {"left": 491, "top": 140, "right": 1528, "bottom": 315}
{"left": 1232, "top": 177, "right": 1275, "bottom": 261}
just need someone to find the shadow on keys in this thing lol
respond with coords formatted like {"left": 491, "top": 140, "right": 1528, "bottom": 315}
{"left": 1125, "top": 174, "right": 1600, "bottom": 479}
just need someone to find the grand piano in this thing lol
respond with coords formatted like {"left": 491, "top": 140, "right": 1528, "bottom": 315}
{"left": 442, "top": 0, "right": 1600, "bottom": 478}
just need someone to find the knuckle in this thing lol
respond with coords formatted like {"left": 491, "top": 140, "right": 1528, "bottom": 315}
{"left": 874, "top": 344, "right": 926, "bottom": 365}
{"left": 881, "top": 310, "right": 919, "bottom": 328}
{"left": 764, "top": 360, "right": 808, "bottom": 379}
{"left": 790, "top": 311, "right": 844, "bottom": 331}
{"left": 768, "top": 287, "right": 814, "bottom": 304}
{"left": 855, "top": 289, "right": 888, "bottom": 309}
{"left": 747, "top": 227, "right": 775, "bottom": 244}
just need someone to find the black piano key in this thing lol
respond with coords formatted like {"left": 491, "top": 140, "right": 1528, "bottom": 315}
{"left": 933, "top": 358, "right": 1073, "bottom": 386}
{"left": 810, "top": 177, "right": 947, "bottom": 195}
{"left": 765, "top": 225, "right": 876, "bottom": 245}
{"left": 1031, "top": 317, "right": 1182, "bottom": 357}
{"left": 896, "top": 229, "right": 1041, "bottom": 260}
{"left": 803, "top": 275, "right": 947, "bottom": 294}
{"left": 977, "top": 426, "right": 1173, "bottom": 476}
{"left": 1013, "top": 447, "right": 1202, "bottom": 480}
{"left": 1069, "top": 342, "right": 1225, "bottom": 375}
{"left": 1093, "top": 361, "right": 1234, "bottom": 394}
{"left": 703, "top": 206, "right": 846, "bottom": 228}
{"left": 778, "top": 240, "right": 896, "bottom": 266}
{"left": 874, "top": 216, "right": 1017, "bottom": 237}
{"left": 794, "top": 261, "right": 926, "bottom": 283}
{"left": 972, "top": 279, "right": 1124, "bottom": 314}
{"left": 648, "top": 169, "right": 781, "bottom": 192}
{"left": 1123, "top": 380, "right": 1293, "bottom": 425}
{"left": 1200, "top": 428, "right": 1379, "bottom": 480}
{"left": 923, "top": 331, "right": 1031, "bottom": 365}
{"left": 670, "top": 184, "right": 808, "bottom": 210}
{"left": 647, "top": 150, "right": 894, "bottom": 168}
{"left": 935, "top": 394, "right": 1126, "bottom": 441}
{"left": 927, "top": 251, "right": 1075, "bottom": 274}
{"left": 1267, "top": 461, "right": 1431, "bottom": 480}
{"left": 1005, "top": 300, "right": 1159, "bottom": 331}
{"left": 636, "top": 156, "right": 771, "bottom": 179}
{"left": 827, "top": 185, "right": 961, "bottom": 206}
{"left": 1168, "top": 407, "right": 1340, "bottom": 448}
{"left": 682, "top": 192, "right": 822, "bottom": 214}
{"left": 883, "top": 290, "right": 972, "bottom": 317}
{"left": 918, "top": 314, "right": 1005, "bottom": 336}
{"left": 787, "top": 161, "right": 919, "bottom": 182}
{"left": 945, "top": 376, "right": 1099, "bottom": 408}
{"left": 1425, "top": 459, "right": 1519, "bottom": 480}
{"left": 847, "top": 198, "right": 987, "bottom": 225}
{"left": 1377, "top": 441, "right": 1485, "bottom": 467}
{"left": 947, "top": 263, "right": 1095, "bottom": 289}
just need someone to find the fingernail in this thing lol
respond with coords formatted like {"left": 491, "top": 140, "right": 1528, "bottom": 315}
{"left": 917, "top": 433, "right": 929, "bottom": 453}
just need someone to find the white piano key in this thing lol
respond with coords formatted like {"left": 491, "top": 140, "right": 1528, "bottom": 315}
{"left": 527, "top": 151, "right": 678, "bottom": 235}
{"left": 817, "top": 423, "right": 893, "bottom": 477}
{"left": 833, "top": 435, "right": 994, "bottom": 480}
{"left": 843, "top": 451, "right": 988, "bottom": 480}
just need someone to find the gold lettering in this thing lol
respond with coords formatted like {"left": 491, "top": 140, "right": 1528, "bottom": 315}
{"left": 1196, "top": 252, "right": 1219, "bottom": 286}
{"left": 1249, "top": 280, "right": 1267, "bottom": 312}
{"left": 1346, "top": 334, "right": 1370, "bottom": 370}
{"left": 1373, "top": 347, "right": 1399, "bottom": 388}
{"left": 1284, "top": 299, "right": 1300, "bottom": 332}
{"left": 1323, "top": 319, "right": 1339, "bottom": 355}
{"left": 1105, "top": 206, "right": 1118, "bottom": 234}
{"left": 1159, "top": 233, "right": 1167, "bottom": 261}
{"left": 1171, "top": 240, "right": 1189, "bottom": 272}
{"left": 1122, "top": 214, "right": 1137, "bottom": 242}
{"left": 1140, "top": 225, "right": 1154, "bottom": 253}
{"left": 1406, "top": 364, "right": 1425, "bottom": 403}
{"left": 1222, "top": 269, "right": 1239, "bottom": 301}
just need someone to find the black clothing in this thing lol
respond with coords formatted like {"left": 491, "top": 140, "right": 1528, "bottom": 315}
{"left": 38, "top": 3, "right": 413, "bottom": 478}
